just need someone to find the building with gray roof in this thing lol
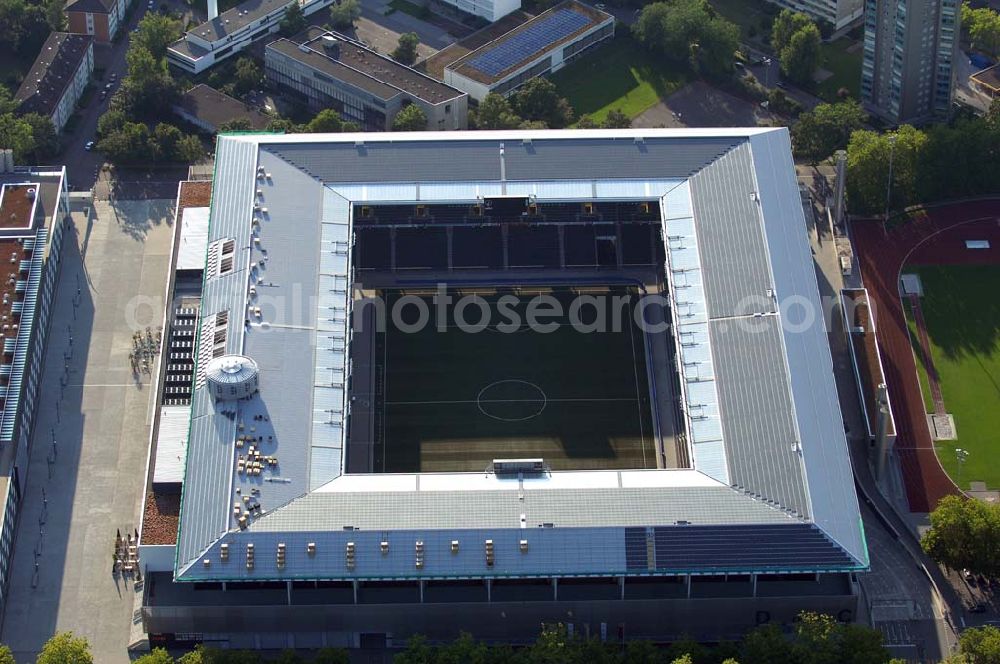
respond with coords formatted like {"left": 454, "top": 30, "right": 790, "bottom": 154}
{"left": 137, "top": 129, "right": 867, "bottom": 650}
{"left": 265, "top": 30, "right": 468, "bottom": 131}
{"left": 14, "top": 33, "right": 94, "bottom": 133}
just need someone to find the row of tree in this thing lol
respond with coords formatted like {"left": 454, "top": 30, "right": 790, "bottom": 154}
{"left": 846, "top": 100, "right": 1000, "bottom": 215}
{"left": 96, "top": 12, "right": 206, "bottom": 164}
{"left": 0, "top": 613, "right": 900, "bottom": 664}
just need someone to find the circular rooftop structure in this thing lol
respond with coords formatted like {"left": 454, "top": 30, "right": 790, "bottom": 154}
{"left": 205, "top": 354, "right": 259, "bottom": 400}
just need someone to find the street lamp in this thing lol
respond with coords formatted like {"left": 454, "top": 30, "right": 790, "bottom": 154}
{"left": 763, "top": 57, "right": 772, "bottom": 88}
{"left": 882, "top": 132, "right": 897, "bottom": 235}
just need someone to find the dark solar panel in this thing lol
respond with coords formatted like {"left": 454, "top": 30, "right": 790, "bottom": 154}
{"left": 651, "top": 524, "right": 855, "bottom": 571}
{"left": 467, "top": 8, "right": 592, "bottom": 77}
{"left": 624, "top": 528, "right": 648, "bottom": 571}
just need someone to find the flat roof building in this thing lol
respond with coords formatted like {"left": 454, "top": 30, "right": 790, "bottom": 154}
{"left": 0, "top": 155, "right": 71, "bottom": 623}
{"left": 14, "top": 33, "right": 95, "bottom": 133}
{"left": 442, "top": 1, "right": 613, "bottom": 101}
{"left": 971, "top": 63, "right": 1000, "bottom": 98}
{"left": 136, "top": 129, "right": 866, "bottom": 650}
{"left": 172, "top": 85, "right": 273, "bottom": 133}
{"left": 167, "top": 0, "right": 336, "bottom": 74}
{"left": 764, "top": 0, "right": 863, "bottom": 32}
{"left": 265, "top": 30, "right": 468, "bottom": 131}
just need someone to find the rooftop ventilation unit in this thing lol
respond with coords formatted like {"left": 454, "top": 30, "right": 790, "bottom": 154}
{"left": 205, "top": 354, "right": 259, "bottom": 400}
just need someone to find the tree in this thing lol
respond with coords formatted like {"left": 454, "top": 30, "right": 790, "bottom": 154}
{"left": 305, "top": 108, "right": 345, "bottom": 132}
{"left": 771, "top": 9, "right": 814, "bottom": 54}
{"left": 602, "top": 109, "right": 632, "bottom": 128}
{"left": 922, "top": 495, "right": 1000, "bottom": 576}
{"left": 43, "top": 0, "right": 65, "bottom": 31}
{"left": 151, "top": 121, "right": 183, "bottom": 160}
{"left": 0, "top": 87, "right": 16, "bottom": 116}
{"left": 634, "top": 0, "right": 738, "bottom": 78}
{"left": 846, "top": 125, "right": 926, "bottom": 215}
{"left": 952, "top": 625, "right": 1000, "bottom": 664}
{"left": 266, "top": 117, "right": 300, "bottom": 132}
{"left": 0, "top": 113, "right": 36, "bottom": 163}
{"left": 962, "top": 3, "right": 1000, "bottom": 58}
{"left": 134, "top": 649, "right": 175, "bottom": 664}
{"left": 392, "top": 103, "right": 427, "bottom": 130}
{"left": 0, "top": 0, "right": 49, "bottom": 51}
{"left": 279, "top": 2, "right": 305, "bottom": 37}
{"left": 511, "top": 77, "right": 574, "bottom": 128}
{"left": 741, "top": 624, "right": 795, "bottom": 664}
{"left": 779, "top": 21, "right": 821, "bottom": 85}
{"left": 792, "top": 99, "right": 867, "bottom": 161}
{"left": 133, "top": 12, "right": 182, "bottom": 59}
{"left": 392, "top": 32, "right": 420, "bottom": 65}
{"left": 123, "top": 45, "right": 179, "bottom": 117}
{"left": 232, "top": 57, "right": 262, "bottom": 96}
{"left": 471, "top": 93, "right": 522, "bottom": 129}
{"left": 97, "top": 108, "right": 129, "bottom": 138}
{"left": 329, "top": 0, "right": 361, "bottom": 29}
{"left": 0, "top": 645, "right": 14, "bottom": 664}
{"left": 97, "top": 120, "right": 151, "bottom": 162}
{"left": 174, "top": 134, "right": 205, "bottom": 163}
{"left": 21, "top": 113, "right": 58, "bottom": 160}
{"left": 312, "top": 648, "right": 350, "bottom": 664}
{"left": 36, "top": 632, "right": 93, "bottom": 664}
{"left": 218, "top": 117, "right": 254, "bottom": 132}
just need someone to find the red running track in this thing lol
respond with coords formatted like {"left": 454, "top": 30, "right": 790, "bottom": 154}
{"left": 852, "top": 201, "right": 1000, "bottom": 512}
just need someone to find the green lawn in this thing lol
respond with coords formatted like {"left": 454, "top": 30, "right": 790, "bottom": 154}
{"left": 902, "top": 265, "right": 1000, "bottom": 490}
{"left": 550, "top": 38, "right": 686, "bottom": 124}
{"left": 377, "top": 289, "right": 655, "bottom": 473}
{"left": 816, "top": 39, "right": 863, "bottom": 102}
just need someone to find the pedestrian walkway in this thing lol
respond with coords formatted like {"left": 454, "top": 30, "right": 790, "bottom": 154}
{"left": 0, "top": 199, "right": 174, "bottom": 664}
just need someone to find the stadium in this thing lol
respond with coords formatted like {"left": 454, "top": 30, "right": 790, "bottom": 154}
{"left": 138, "top": 129, "right": 868, "bottom": 650}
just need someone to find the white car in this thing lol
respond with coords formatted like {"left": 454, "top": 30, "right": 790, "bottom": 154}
{"left": 84, "top": 141, "right": 95, "bottom": 151}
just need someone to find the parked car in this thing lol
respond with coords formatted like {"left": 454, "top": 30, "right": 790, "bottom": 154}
{"left": 104, "top": 82, "right": 114, "bottom": 91}
{"left": 84, "top": 141, "right": 95, "bottom": 151}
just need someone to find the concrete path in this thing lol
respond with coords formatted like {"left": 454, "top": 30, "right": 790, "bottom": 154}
{"left": 0, "top": 199, "right": 174, "bottom": 664}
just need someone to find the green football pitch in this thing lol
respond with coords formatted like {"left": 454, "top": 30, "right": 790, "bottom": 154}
{"left": 903, "top": 265, "right": 1000, "bottom": 489}
{"left": 374, "top": 289, "right": 657, "bottom": 473}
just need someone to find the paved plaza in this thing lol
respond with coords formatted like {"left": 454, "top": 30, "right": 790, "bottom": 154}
{"left": 0, "top": 198, "right": 174, "bottom": 663}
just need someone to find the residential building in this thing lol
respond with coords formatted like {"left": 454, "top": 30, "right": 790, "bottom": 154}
{"left": 441, "top": 1, "right": 613, "bottom": 101}
{"left": 172, "top": 85, "right": 273, "bottom": 133}
{"left": 970, "top": 63, "right": 1000, "bottom": 99}
{"left": 265, "top": 29, "right": 468, "bottom": 131}
{"left": 14, "top": 33, "right": 94, "bottom": 134}
{"left": 167, "top": 0, "right": 336, "bottom": 74}
{"left": 136, "top": 128, "right": 866, "bottom": 650}
{"left": 765, "top": 0, "right": 863, "bottom": 32}
{"left": 861, "top": 0, "right": 960, "bottom": 124}
{"left": 65, "top": 0, "right": 132, "bottom": 42}
{"left": 0, "top": 153, "right": 71, "bottom": 623}
{"left": 440, "top": 0, "right": 519, "bottom": 22}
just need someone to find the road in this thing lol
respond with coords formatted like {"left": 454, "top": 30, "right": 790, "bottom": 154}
{"left": 804, "top": 181, "right": 960, "bottom": 661}
{"left": 60, "top": 4, "right": 154, "bottom": 193}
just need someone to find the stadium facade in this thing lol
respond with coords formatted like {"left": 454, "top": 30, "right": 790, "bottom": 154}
{"left": 137, "top": 129, "right": 867, "bottom": 651}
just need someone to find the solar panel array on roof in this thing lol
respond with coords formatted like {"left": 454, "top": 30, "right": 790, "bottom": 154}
{"left": 652, "top": 524, "right": 854, "bottom": 571}
{"left": 467, "top": 8, "right": 591, "bottom": 77}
